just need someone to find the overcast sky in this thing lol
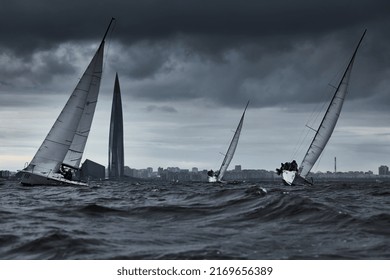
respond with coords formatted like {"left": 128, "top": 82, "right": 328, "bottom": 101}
{"left": 1, "top": 0, "right": 390, "bottom": 174}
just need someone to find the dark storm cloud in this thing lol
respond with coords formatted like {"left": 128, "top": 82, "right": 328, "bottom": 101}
{"left": 1, "top": 0, "right": 390, "bottom": 109}
{"left": 2, "top": 0, "right": 389, "bottom": 53}
{"left": 0, "top": 47, "right": 76, "bottom": 85}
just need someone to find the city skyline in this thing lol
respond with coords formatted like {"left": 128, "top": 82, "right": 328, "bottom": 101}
{"left": 1, "top": 1, "right": 390, "bottom": 174}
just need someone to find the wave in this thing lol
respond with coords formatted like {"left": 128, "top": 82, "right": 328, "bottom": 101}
{"left": 0, "top": 235, "right": 19, "bottom": 247}
{"left": 2, "top": 181, "right": 390, "bottom": 260}
{"left": 111, "top": 247, "right": 240, "bottom": 260}
{"left": 79, "top": 204, "right": 126, "bottom": 214}
{"left": 2, "top": 230, "right": 106, "bottom": 259}
{"left": 362, "top": 213, "right": 390, "bottom": 235}
{"left": 242, "top": 192, "right": 360, "bottom": 230}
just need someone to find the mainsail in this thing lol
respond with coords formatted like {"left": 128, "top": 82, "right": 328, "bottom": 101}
{"left": 298, "top": 30, "right": 366, "bottom": 178}
{"left": 22, "top": 18, "right": 115, "bottom": 184}
{"left": 217, "top": 101, "right": 249, "bottom": 181}
{"left": 61, "top": 44, "right": 104, "bottom": 169}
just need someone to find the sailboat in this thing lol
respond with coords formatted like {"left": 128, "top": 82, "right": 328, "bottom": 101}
{"left": 208, "top": 101, "right": 249, "bottom": 183}
{"left": 277, "top": 30, "right": 366, "bottom": 186}
{"left": 20, "top": 18, "right": 115, "bottom": 186}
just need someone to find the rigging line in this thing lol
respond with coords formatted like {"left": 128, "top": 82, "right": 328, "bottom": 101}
{"left": 306, "top": 86, "right": 331, "bottom": 125}
{"left": 289, "top": 111, "right": 311, "bottom": 161}
{"left": 290, "top": 104, "right": 324, "bottom": 161}
{"left": 306, "top": 57, "right": 347, "bottom": 129}
{"left": 294, "top": 84, "right": 335, "bottom": 163}
{"left": 309, "top": 90, "right": 331, "bottom": 130}
{"left": 305, "top": 125, "right": 317, "bottom": 132}
{"left": 289, "top": 85, "right": 333, "bottom": 162}
{"left": 290, "top": 126, "right": 310, "bottom": 161}
{"left": 290, "top": 115, "right": 307, "bottom": 158}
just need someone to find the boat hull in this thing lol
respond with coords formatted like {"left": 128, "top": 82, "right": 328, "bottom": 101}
{"left": 282, "top": 170, "right": 312, "bottom": 186}
{"left": 20, "top": 171, "right": 88, "bottom": 187}
{"left": 282, "top": 170, "right": 296, "bottom": 185}
{"left": 208, "top": 176, "right": 218, "bottom": 183}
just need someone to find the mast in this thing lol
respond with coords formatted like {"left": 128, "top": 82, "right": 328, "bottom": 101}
{"left": 299, "top": 30, "right": 366, "bottom": 178}
{"left": 98, "top": 17, "right": 115, "bottom": 48}
{"left": 103, "top": 17, "right": 116, "bottom": 41}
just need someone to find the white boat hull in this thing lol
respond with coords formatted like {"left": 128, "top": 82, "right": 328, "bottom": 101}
{"left": 282, "top": 170, "right": 313, "bottom": 186}
{"left": 282, "top": 170, "right": 296, "bottom": 185}
{"left": 20, "top": 171, "right": 88, "bottom": 187}
{"left": 208, "top": 176, "right": 218, "bottom": 183}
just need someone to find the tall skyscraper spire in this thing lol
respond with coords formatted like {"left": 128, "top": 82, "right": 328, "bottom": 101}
{"left": 108, "top": 73, "right": 124, "bottom": 179}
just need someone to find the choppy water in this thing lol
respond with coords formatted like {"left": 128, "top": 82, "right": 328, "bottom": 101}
{"left": 0, "top": 180, "right": 389, "bottom": 259}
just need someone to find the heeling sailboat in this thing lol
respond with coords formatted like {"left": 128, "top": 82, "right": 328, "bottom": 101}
{"left": 278, "top": 30, "right": 366, "bottom": 186}
{"left": 208, "top": 101, "right": 249, "bottom": 183}
{"left": 20, "top": 18, "right": 116, "bottom": 186}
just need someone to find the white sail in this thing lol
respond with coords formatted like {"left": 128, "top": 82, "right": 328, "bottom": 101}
{"left": 24, "top": 45, "right": 104, "bottom": 176}
{"left": 299, "top": 30, "right": 366, "bottom": 178}
{"left": 61, "top": 44, "right": 104, "bottom": 169}
{"left": 217, "top": 101, "right": 249, "bottom": 181}
{"left": 21, "top": 18, "right": 115, "bottom": 185}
